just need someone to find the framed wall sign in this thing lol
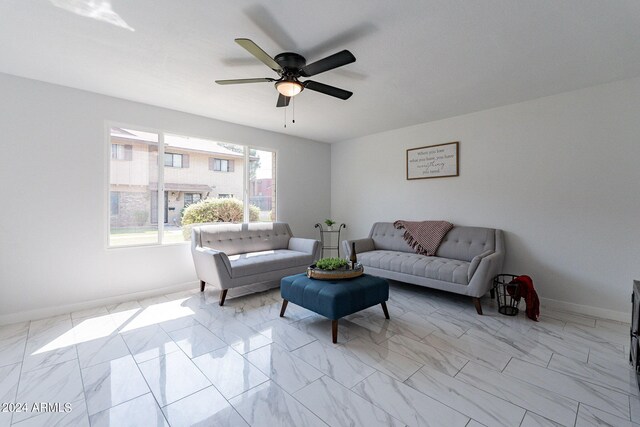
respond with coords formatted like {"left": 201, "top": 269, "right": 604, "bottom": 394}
{"left": 406, "top": 141, "right": 459, "bottom": 180}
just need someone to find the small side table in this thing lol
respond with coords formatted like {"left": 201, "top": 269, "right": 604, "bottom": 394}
{"left": 315, "top": 223, "right": 346, "bottom": 258}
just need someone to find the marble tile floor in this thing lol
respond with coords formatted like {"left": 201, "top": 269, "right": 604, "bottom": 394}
{"left": 0, "top": 281, "right": 636, "bottom": 427}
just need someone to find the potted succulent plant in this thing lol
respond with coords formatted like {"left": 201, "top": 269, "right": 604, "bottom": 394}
{"left": 306, "top": 256, "right": 363, "bottom": 280}
{"left": 314, "top": 257, "right": 348, "bottom": 271}
{"left": 324, "top": 218, "right": 336, "bottom": 231}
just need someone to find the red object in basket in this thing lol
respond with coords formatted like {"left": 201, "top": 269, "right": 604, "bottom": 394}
{"left": 508, "top": 275, "right": 540, "bottom": 321}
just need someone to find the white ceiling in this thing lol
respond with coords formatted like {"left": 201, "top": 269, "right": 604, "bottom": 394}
{"left": 1, "top": 1, "right": 640, "bottom": 143}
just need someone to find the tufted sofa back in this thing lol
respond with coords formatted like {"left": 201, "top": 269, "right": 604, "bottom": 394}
{"left": 193, "top": 222, "right": 293, "bottom": 256}
{"left": 435, "top": 226, "right": 495, "bottom": 262}
{"left": 369, "top": 222, "right": 497, "bottom": 262}
{"left": 369, "top": 222, "right": 414, "bottom": 253}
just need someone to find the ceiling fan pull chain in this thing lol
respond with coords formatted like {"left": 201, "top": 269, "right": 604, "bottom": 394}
{"left": 284, "top": 106, "right": 287, "bottom": 128}
{"left": 292, "top": 96, "right": 296, "bottom": 124}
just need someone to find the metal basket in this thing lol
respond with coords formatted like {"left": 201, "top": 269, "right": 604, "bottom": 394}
{"left": 493, "top": 274, "right": 521, "bottom": 316}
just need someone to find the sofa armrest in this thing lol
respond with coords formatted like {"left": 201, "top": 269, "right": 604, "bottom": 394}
{"left": 342, "top": 238, "right": 376, "bottom": 257}
{"left": 468, "top": 249, "right": 494, "bottom": 281}
{"left": 466, "top": 229, "right": 505, "bottom": 297}
{"left": 191, "top": 246, "right": 233, "bottom": 287}
{"left": 288, "top": 237, "right": 320, "bottom": 258}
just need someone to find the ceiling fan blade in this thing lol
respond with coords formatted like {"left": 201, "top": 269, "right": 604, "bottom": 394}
{"left": 215, "top": 78, "right": 274, "bottom": 85}
{"left": 276, "top": 94, "right": 290, "bottom": 108}
{"left": 300, "top": 50, "right": 356, "bottom": 77}
{"left": 303, "top": 81, "right": 353, "bottom": 100}
{"left": 235, "top": 38, "right": 282, "bottom": 73}
{"left": 244, "top": 5, "right": 298, "bottom": 52}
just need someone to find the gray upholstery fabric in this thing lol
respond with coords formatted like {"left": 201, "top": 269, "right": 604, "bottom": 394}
{"left": 358, "top": 250, "right": 470, "bottom": 285}
{"left": 288, "top": 237, "right": 318, "bottom": 255}
{"left": 435, "top": 226, "right": 495, "bottom": 262}
{"left": 197, "top": 222, "right": 292, "bottom": 256}
{"left": 343, "top": 238, "right": 376, "bottom": 257}
{"left": 366, "top": 222, "right": 496, "bottom": 262}
{"left": 191, "top": 222, "right": 320, "bottom": 292}
{"left": 228, "top": 249, "right": 315, "bottom": 278}
{"left": 342, "top": 223, "right": 505, "bottom": 298}
{"left": 368, "top": 223, "right": 414, "bottom": 252}
{"left": 467, "top": 249, "right": 494, "bottom": 281}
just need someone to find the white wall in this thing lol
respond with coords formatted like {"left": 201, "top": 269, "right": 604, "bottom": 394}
{"left": 332, "top": 77, "right": 640, "bottom": 320}
{"left": 0, "top": 73, "right": 330, "bottom": 324}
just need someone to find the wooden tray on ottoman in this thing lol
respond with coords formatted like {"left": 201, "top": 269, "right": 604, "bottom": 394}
{"left": 306, "top": 265, "right": 364, "bottom": 280}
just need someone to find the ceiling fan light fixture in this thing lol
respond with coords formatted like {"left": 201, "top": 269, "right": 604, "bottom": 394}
{"left": 275, "top": 80, "right": 303, "bottom": 97}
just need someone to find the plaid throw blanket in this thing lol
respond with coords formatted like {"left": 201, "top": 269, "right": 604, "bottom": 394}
{"left": 393, "top": 220, "right": 454, "bottom": 256}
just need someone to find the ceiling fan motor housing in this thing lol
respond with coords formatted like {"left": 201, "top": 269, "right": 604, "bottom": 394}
{"left": 274, "top": 52, "right": 307, "bottom": 74}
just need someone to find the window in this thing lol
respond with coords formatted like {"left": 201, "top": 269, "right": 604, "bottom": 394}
{"left": 110, "top": 192, "right": 120, "bottom": 215}
{"left": 108, "top": 128, "right": 159, "bottom": 247}
{"left": 164, "top": 153, "right": 184, "bottom": 168}
{"left": 184, "top": 193, "right": 201, "bottom": 207}
{"left": 249, "top": 150, "right": 276, "bottom": 222}
{"left": 210, "top": 158, "right": 234, "bottom": 172}
{"left": 111, "top": 144, "right": 132, "bottom": 160}
{"left": 108, "top": 126, "right": 275, "bottom": 247}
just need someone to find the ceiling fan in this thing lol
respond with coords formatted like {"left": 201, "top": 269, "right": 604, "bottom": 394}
{"left": 216, "top": 38, "right": 356, "bottom": 107}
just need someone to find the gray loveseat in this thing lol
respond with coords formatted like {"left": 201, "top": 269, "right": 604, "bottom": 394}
{"left": 342, "top": 222, "right": 504, "bottom": 314}
{"left": 191, "top": 222, "right": 320, "bottom": 305}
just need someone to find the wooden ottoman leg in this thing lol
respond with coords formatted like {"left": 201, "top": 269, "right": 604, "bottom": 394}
{"left": 381, "top": 302, "right": 390, "bottom": 319}
{"left": 332, "top": 320, "right": 338, "bottom": 344}
{"left": 200, "top": 280, "right": 205, "bottom": 292}
{"left": 280, "top": 300, "right": 288, "bottom": 317}
{"left": 219, "top": 289, "right": 228, "bottom": 306}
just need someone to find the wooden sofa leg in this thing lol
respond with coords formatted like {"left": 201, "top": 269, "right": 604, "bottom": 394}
{"left": 219, "top": 289, "right": 228, "bottom": 306}
{"left": 200, "top": 280, "right": 205, "bottom": 292}
{"left": 473, "top": 297, "right": 483, "bottom": 315}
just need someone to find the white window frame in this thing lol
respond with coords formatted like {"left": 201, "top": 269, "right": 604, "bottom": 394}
{"left": 111, "top": 144, "right": 126, "bottom": 160}
{"left": 184, "top": 192, "right": 201, "bottom": 207}
{"left": 164, "top": 152, "right": 184, "bottom": 168}
{"left": 212, "top": 158, "right": 232, "bottom": 172}
{"left": 105, "top": 122, "right": 278, "bottom": 249}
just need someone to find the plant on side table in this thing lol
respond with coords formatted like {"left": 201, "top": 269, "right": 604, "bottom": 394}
{"left": 324, "top": 219, "right": 336, "bottom": 231}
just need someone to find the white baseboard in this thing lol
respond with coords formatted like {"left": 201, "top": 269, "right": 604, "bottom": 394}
{"left": 539, "top": 296, "right": 629, "bottom": 323}
{"left": 1, "top": 282, "right": 629, "bottom": 326}
{"left": 0, "top": 281, "right": 198, "bottom": 326}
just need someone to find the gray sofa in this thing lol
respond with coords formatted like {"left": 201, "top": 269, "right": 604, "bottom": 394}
{"left": 342, "top": 222, "right": 504, "bottom": 314}
{"left": 191, "top": 222, "right": 320, "bottom": 305}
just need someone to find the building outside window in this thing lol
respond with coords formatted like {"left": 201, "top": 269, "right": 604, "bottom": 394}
{"left": 183, "top": 193, "right": 201, "bottom": 207}
{"left": 249, "top": 149, "right": 276, "bottom": 221}
{"left": 211, "top": 158, "right": 234, "bottom": 172}
{"left": 164, "top": 152, "right": 184, "bottom": 168}
{"left": 111, "top": 143, "right": 131, "bottom": 160}
{"left": 108, "top": 126, "right": 275, "bottom": 247}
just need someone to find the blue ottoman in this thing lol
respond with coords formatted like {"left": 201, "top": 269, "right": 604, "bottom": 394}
{"left": 280, "top": 273, "right": 390, "bottom": 343}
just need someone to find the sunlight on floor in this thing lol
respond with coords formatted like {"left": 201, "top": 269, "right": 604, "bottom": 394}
{"left": 32, "top": 299, "right": 196, "bottom": 356}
